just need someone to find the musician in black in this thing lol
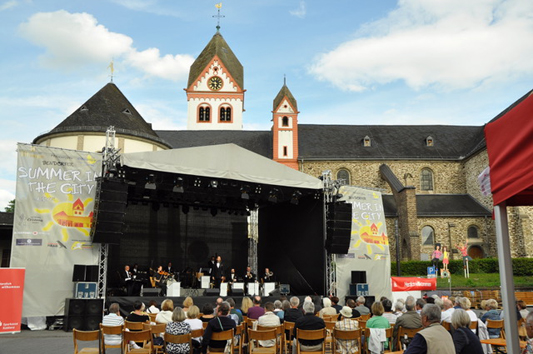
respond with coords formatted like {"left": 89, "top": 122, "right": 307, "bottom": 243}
{"left": 120, "top": 264, "right": 134, "bottom": 296}
{"left": 262, "top": 268, "right": 274, "bottom": 283}
{"left": 154, "top": 265, "right": 168, "bottom": 296}
{"left": 211, "top": 256, "right": 225, "bottom": 288}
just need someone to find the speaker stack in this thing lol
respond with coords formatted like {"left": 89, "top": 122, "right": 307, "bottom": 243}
{"left": 325, "top": 202, "right": 352, "bottom": 254}
{"left": 90, "top": 178, "right": 128, "bottom": 245}
{"left": 349, "top": 271, "right": 367, "bottom": 295}
{"left": 72, "top": 265, "right": 99, "bottom": 282}
{"left": 64, "top": 298, "right": 104, "bottom": 331}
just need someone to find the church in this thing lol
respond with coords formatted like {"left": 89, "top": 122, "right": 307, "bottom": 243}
{"left": 30, "top": 28, "right": 533, "bottom": 262}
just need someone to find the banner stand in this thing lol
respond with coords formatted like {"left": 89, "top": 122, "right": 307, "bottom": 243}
{"left": 0, "top": 268, "right": 26, "bottom": 334}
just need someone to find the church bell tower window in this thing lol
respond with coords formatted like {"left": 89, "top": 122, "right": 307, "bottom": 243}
{"left": 199, "top": 106, "right": 211, "bottom": 122}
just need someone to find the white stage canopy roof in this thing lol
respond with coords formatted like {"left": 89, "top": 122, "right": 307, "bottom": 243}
{"left": 120, "top": 143, "right": 322, "bottom": 190}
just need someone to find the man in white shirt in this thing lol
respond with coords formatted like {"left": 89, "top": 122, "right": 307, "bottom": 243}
{"left": 440, "top": 299, "right": 455, "bottom": 323}
{"left": 255, "top": 302, "right": 281, "bottom": 347}
{"left": 102, "top": 303, "right": 124, "bottom": 345}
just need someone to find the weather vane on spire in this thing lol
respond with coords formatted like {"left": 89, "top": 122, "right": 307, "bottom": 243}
{"left": 213, "top": 3, "right": 224, "bottom": 32}
{"left": 107, "top": 60, "right": 114, "bottom": 82}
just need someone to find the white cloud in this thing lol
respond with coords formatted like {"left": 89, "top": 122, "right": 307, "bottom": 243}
{"left": 309, "top": 0, "right": 533, "bottom": 92}
{"left": 0, "top": 140, "right": 18, "bottom": 175}
{"left": 290, "top": 1, "right": 306, "bottom": 19}
{"left": 0, "top": 184, "right": 15, "bottom": 211}
{"left": 0, "top": 0, "right": 18, "bottom": 11}
{"left": 19, "top": 10, "right": 194, "bottom": 81}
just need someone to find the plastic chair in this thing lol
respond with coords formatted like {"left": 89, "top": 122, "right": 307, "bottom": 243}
{"left": 332, "top": 328, "right": 361, "bottom": 354}
{"left": 295, "top": 328, "right": 327, "bottom": 354}
{"left": 122, "top": 329, "right": 152, "bottom": 354}
{"left": 99, "top": 323, "right": 123, "bottom": 354}
{"left": 164, "top": 332, "right": 192, "bottom": 354}
{"left": 249, "top": 328, "right": 279, "bottom": 354}
{"left": 73, "top": 328, "right": 101, "bottom": 354}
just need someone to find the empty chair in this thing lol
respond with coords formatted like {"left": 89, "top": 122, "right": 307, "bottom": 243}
{"left": 73, "top": 328, "right": 101, "bottom": 354}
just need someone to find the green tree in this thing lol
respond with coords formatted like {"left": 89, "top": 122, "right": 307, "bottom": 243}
{"left": 4, "top": 199, "right": 14, "bottom": 213}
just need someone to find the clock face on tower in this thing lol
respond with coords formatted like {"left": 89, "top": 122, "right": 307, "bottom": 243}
{"left": 208, "top": 76, "right": 223, "bottom": 91}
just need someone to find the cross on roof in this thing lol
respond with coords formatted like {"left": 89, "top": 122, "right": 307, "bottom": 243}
{"left": 213, "top": 3, "right": 225, "bottom": 31}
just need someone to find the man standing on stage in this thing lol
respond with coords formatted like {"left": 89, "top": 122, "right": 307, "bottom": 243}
{"left": 211, "top": 255, "right": 224, "bottom": 288}
{"left": 121, "top": 265, "right": 134, "bottom": 296}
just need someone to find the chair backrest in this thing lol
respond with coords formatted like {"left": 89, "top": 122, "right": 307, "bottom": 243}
{"left": 123, "top": 329, "right": 152, "bottom": 349}
{"left": 486, "top": 319, "right": 505, "bottom": 338}
{"left": 202, "top": 321, "right": 209, "bottom": 329}
{"left": 73, "top": 328, "right": 101, "bottom": 354}
{"left": 360, "top": 314, "right": 371, "bottom": 321}
{"left": 358, "top": 320, "right": 367, "bottom": 329}
{"left": 211, "top": 328, "right": 235, "bottom": 341}
{"left": 332, "top": 328, "right": 361, "bottom": 341}
{"left": 442, "top": 321, "right": 451, "bottom": 331}
{"left": 469, "top": 321, "right": 478, "bottom": 330}
{"left": 235, "top": 323, "right": 244, "bottom": 335}
{"left": 324, "top": 321, "right": 336, "bottom": 331}
{"left": 164, "top": 332, "right": 192, "bottom": 348}
{"left": 248, "top": 328, "right": 278, "bottom": 341}
{"left": 323, "top": 314, "right": 337, "bottom": 322}
{"left": 125, "top": 320, "right": 146, "bottom": 330}
{"left": 143, "top": 322, "right": 166, "bottom": 334}
{"left": 364, "top": 327, "right": 393, "bottom": 351}
{"left": 191, "top": 328, "right": 205, "bottom": 338}
{"left": 296, "top": 328, "right": 327, "bottom": 341}
{"left": 149, "top": 313, "right": 157, "bottom": 322}
{"left": 396, "top": 326, "right": 422, "bottom": 350}
{"left": 100, "top": 323, "right": 124, "bottom": 335}
{"left": 256, "top": 324, "right": 282, "bottom": 335}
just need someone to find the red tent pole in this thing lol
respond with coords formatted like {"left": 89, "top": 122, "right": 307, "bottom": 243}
{"left": 494, "top": 203, "right": 520, "bottom": 353}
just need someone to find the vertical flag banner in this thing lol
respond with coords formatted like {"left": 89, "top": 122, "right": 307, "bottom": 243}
{"left": 0, "top": 268, "right": 25, "bottom": 333}
{"left": 335, "top": 186, "right": 392, "bottom": 300}
{"left": 10, "top": 144, "right": 101, "bottom": 317}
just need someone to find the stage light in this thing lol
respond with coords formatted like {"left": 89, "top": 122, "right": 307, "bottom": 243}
{"left": 182, "top": 205, "right": 189, "bottom": 214}
{"left": 268, "top": 188, "right": 279, "bottom": 203}
{"left": 255, "top": 185, "right": 262, "bottom": 194}
{"left": 194, "top": 178, "right": 202, "bottom": 187}
{"left": 173, "top": 177, "right": 184, "bottom": 193}
{"left": 241, "top": 185, "right": 250, "bottom": 200}
{"left": 210, "top": 207, "right": 217, "bottom": 217}
{"left": 210, "top": 180, "right": 218, "bottom": 188}
{"left": 144, "top": 174, "right": 156, "bottom": 190}
{"left": 291, "top": 191, "right": 302, "bottom": 205}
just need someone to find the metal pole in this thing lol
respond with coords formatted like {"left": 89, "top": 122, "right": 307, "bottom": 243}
{"left": 494, "top": 203, "right": 520, "bottom": 354}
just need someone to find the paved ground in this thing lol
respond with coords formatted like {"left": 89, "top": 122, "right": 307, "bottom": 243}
{"left": 0, "top": 329, "right": 121, "bottom": 354}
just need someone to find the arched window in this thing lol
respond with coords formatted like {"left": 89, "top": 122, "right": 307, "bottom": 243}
{"left": 282, "top": 116, "right": 289, "bottom": 127}
{"left": 199, "top": 106, "right": 211, "bottom": 122}
{"left": 337, "top": 169, "right": 350, "bottom": 185}
{"left": 220, "top": 107, "right": 232, "bottom": 122}
{"left": 363, "top": 136, "right": 371, "bottom": 147}
{"left": 468, "top": 225, "right": 479, "bottom": 239}
{"left": 420, "top": 168, "right": 434, "bottom": 191}
{"left": 421, "top": 226, "right": 435, "bottom": 246}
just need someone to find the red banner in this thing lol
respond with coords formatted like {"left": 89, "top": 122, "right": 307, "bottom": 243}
{"left": 0, "top": 268, "right": 26, "bottom": 333}
{"left": 391, "top": 276, "right": 436, "bottom": 291}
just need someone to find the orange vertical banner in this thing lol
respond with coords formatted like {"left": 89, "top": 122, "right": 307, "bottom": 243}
{"left": 0, "top": 268, "right": 26, "bottom": 333}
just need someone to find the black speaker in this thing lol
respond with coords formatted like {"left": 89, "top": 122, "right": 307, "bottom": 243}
{"left": 85, "top": 265, "right": 99, "bottom": 282}
{"left": 349, "top": 284, "right": 357, "bottom": 296}
{"left": 64, "top": 298, "right": 103, "bottom": 331}
{"left": 91, "top": 178, "right": 128, "bottom": 244}
{"left": 351, "top": 271, "right": 367, "bottom": 284}
{"left": 364, "top": 296, "right": 375, "bottom": 310}
{"left": 72, "top": 265, "right": 86, "bottom": 282}
{"left": 325, "top": 202, "right": 352, "bottom": 254}
{"left": 205, "top": 288, "right": 220, "bottom": 296}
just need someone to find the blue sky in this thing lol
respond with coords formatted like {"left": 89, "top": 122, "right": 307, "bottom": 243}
{"left": 1, "top": 0, "right": 533, "bottom": 209}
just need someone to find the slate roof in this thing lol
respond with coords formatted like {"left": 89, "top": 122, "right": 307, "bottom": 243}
{"left": 0, "top": 212, "right": 14, "bottom": 227}
{"left": 382, "top": 194, "right": 491, "bottom": 217}
{"left": 273, "top": 84, "right": 298, "bottom": 111}
{"left": 297, "top": 124, "right": 484, "bottom": 160}
{"left": 155, "top": 130, "right": 272, "bottom": 158}
{"left": 33, "top": 83, "right": 171, "bottom": 148}
{"left": 187, "top": 32, "right": 244, "bottom": 90}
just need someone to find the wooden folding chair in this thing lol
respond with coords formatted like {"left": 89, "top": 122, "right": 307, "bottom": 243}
{"left": 396, "top": 326, "right": 421, "bottom": 351}
{"left": 486, "top": 319, "right": 505, "bottom": 339}
{"left": 360, "top": 314, "right": 371, "bottom": 321}
{"left": 164, "top": 332, "right": 192, "bottom": 354}
{"left": 332, "top": 328, "right": 361, "bottom": 354}
{"left": 470, "top": 321, "right": 478, "bottom": 333}
{"left": 249, "top": 328, "right": 279, "bottom": 354}
{"left": 73, "top": 328, "right": 101, "bottom": 354}
{"left": 234, "top": 323, "right": 244, "bottom": 354}
{"left": 442, "top": 321, "right": 452, "bottom": 331}
{"left": 358, "top": 320, "right": 367, "bottom": 330}
{"left": 364, "top": 327, "right": 393, "bottom": 353}
{"left": 100, "top": 323, "right": 123, "bottom": 354}
{"left": 322, "top": 314, "right": 337, "bottom": 322}
{"left": 323, "top": 322, "right": 336, "bottom": 352}
{"left": 148, "top": 313, "right": 157, "bottom": 323}
{"left": 122, "top": 329, "right": 153, "bottom": 354}
{"left": 125, "top": 321, "right": 146, "bottom": 331}
{"left": 283, "top": 321, "right": 296, "bottom": 354}
{"left": 209, "top": 328, "right": 235, "bottom": 354}
{"left": 203, "top": 321, "right": 209, "bottom": 329}
{"left": 295, "top": 328, "right": 327, "bottom": 354}
{"left": 143, "top": 322, "right": 166, "bottom": 354}
{"left": 519, "top": 318, "right": 528, "bottom": 340}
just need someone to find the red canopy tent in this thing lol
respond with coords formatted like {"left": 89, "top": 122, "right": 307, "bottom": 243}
{"left": 484, "top": 89, "right": 533, "bottom": 353}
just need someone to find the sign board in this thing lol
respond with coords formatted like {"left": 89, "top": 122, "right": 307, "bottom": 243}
{"left": 74, "top": 282, "right": 97, "bottom": 299}
{"left": 391, "top": 277, "right": 437, "bottom": 292}
{"left": 427, "top": 267, "right": 437, "bottom": 278}
{"left": 356, "top": 283, "right": 369, "bottom": 296}
{"left": 0, "top": 268, "right": 26, "bottom": 333}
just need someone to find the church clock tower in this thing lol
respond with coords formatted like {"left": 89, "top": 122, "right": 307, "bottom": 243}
{"left": 272, "top": 83, "right": 299, "bottom": 170}
{"left": 186, "top": 30, "right": 245, "bottom": 130}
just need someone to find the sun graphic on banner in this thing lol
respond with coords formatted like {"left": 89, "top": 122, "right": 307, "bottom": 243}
{"left": 34, "top": 190, "right": 94, "bottom": 243}
{"left": 352, "top": 219, "right": 388, "bottom": 255}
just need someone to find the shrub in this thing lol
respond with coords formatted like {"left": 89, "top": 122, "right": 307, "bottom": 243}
{"left": 390, "top": 258, "right": 533, "bottom": 276}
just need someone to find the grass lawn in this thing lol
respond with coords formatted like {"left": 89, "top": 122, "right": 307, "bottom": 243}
{"left": 434, "top": 273, "right": 533, "bottom": 289}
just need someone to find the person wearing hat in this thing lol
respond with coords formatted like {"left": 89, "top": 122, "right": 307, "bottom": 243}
{"left": 334, "top": 306, "right": 359, "bottom": 354}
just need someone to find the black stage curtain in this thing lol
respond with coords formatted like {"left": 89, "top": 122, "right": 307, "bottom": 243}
{"left": 258, "top": 199, "right": 324, "bottom": 295}
{"left": 107, "top": 204, "right": 248, "bottom": 287}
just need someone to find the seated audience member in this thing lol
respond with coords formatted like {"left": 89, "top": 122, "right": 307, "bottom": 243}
{"left": 248, "top": 296, "right": 266, "bottom": 319}
{"left": 392, "top": 300, "right": 404, "bottom": 317}
{"left": 184, "top": 305, "right": 203, "bottom": 346}
{"left": 285, "top": 296, "right": 304, "bottom": 323}
{"left": 331, "top": 296, "right": 342, "bottom": 313}
{"left": 319, "top": 297, "right": 337, "bottom": 318}
{"left": 102, "top": 303, "right": 124, "bottom": 345}
{"left": 281, "top": 300, "right": 290, "bottom": 320}
{"left": 183, "top": 296, "right": 194, "bottom": 313}
{"left": 156, "top": 299, "right": 175, "bottom": 324}
{"left": 201, "top": 302, "right": 237, "bottom": 354}
{"left": 241, "top": 296, "right": 253, "bottom": 317}
{"left": 227, "top": 297, "right": 243, "bottom": 324}
{"left": 457, "top": 297, "right": 478, "bottom": 323}
{"left": 166, "top": 307, "right": 192, "bottom": 354}
{"left": 392, "top": 296, "right": 421, "bottom": 350}
{"left": 200, "top": 303, "right": 215, "bottom": 322}
{"left": 345, "top": 299, "right": 361, "bottom": 320}
{"left": 354, "top": 296, "right": 370, "bottom": 316}
{"left": 518, "top": 300, "right": 529, "bottom": 319}
{"left": 293, "top": 301, "right": 326, "bottom": 354}
{"left": 440, "top": 299, "right": 455, "bottom": 323}
{"left": 382, "top": 299, "right": 397, "bottom": 324}
{"left": 255, "top": 302, "right": 281, "bottom": 347}
{"left": 524, "top": 312, "right": 533, "bottom": 354}
{"left": 404, "top": 304, "right": 454, "bottom": 354}
{"left": 366, "top": 301, "right": 391, "bottom": 351}
{"left": 147, "top": 300, "right": 160, "bottom": 314}
{"left": 451, "top": 309, "right": 484, "bottom": 354}
{"left": 416, "top": 298, "right": 426, "bottom": 314}
{"left": 480, "top": 299, "right": 501, "bottom": 338}
{"left": 127, "top": 301, "right": 150, "bottom": 322}
{"left": 273, "top": 300, "right": 285, "bottom": 321}
{"left": 335, "top": 306, "right": 359, "bottom": 354}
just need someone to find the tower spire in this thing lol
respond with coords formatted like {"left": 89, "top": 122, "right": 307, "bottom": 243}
{"left": 213, "top": 3, "right": 224, "bottom": 32}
